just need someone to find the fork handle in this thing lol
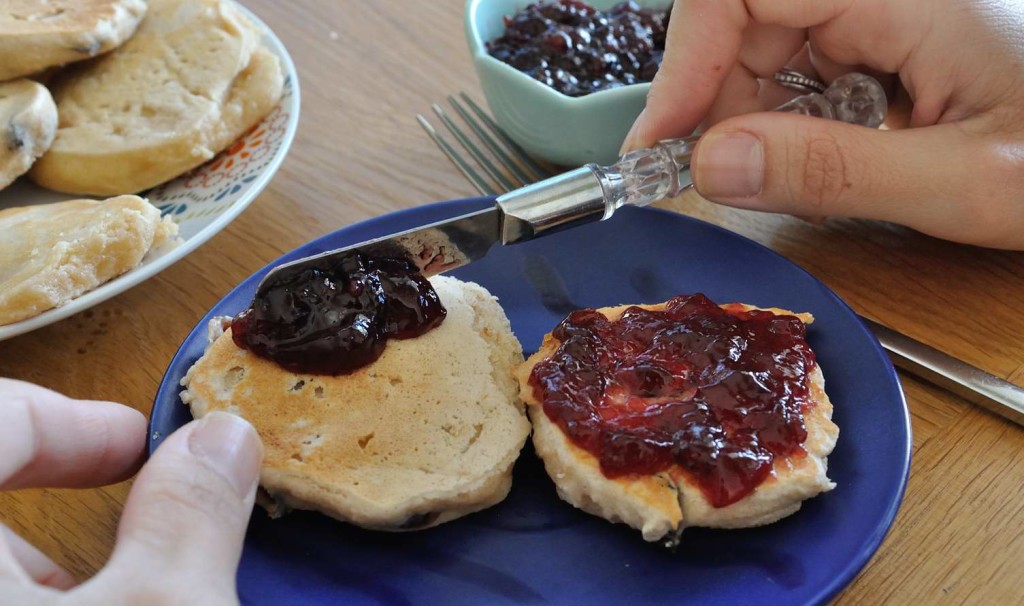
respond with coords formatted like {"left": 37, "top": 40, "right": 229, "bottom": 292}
{"left": 497, "top": 73, "right": 887, "bottom": 242}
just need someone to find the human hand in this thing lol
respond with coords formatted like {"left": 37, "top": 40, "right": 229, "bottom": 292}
{"left": 0, "top": 379, "right": 262, "bottom": 605}
{"left": 623, "top": 0, "right": 1024, "bottom": 249}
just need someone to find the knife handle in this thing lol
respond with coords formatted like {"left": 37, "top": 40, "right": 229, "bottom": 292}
{"left": 605, "top": 72, "right": 888, "bottom": 212}
{"left": 861, "top": 316, "right": 1024, "bottom": 426}
{"left": 497, "top": 73, "right": 887, "bottom": 244}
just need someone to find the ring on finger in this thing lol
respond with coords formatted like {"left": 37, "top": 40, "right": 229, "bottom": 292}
{"left": 773, "top": 68, "right": 827, "bottom": 94}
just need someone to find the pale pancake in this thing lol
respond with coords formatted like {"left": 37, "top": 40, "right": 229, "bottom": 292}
{"left": 516, "top": 302, "right": 839, "bottom": 544}
{"left": 181, "top": 276, "right": 532, "bottom": 531}
{"left": 29, "top": 0, "right": 284, "bottom": 195}
{"left": 0, "top": 79, "right": 57, "bottom": 190}
{"left": 0, "top": 195, "right": 179, "bottom": 326}
{"left": 0, "top": 0, "right": 146, "bottom": 80}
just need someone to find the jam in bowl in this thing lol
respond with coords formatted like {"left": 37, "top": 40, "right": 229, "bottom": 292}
{"left": 487, "top": 1, "right": 671, "bottom": 98}
{"left": 466, "top": 0, "right": 673, "bottom": 166}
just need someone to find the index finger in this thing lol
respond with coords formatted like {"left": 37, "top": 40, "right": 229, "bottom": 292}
{"left": 0, "top": 379, "right": 146, "bottom": 490}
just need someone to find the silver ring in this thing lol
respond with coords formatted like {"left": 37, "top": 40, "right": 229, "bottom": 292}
{"left": 773, "top": 68, "right": 827, "bottom": 94}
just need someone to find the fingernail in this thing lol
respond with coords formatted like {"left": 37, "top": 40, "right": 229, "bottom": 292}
{"left": 619, "top": 108, "right": 647, "bottom": 155}
{"left": 188, "top": 412, "right": 262, "bottom": 498}
{"left": 695, "top": 132, "right": 764, "bottom": 199}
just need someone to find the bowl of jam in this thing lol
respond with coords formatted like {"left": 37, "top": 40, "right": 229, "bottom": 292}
{"left": 466, "top": 0, "right": 671, "bottom": 166}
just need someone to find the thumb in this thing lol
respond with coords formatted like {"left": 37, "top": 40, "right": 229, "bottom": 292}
{"left": 97, "top": 412, "right": 263, "bottom": 601}
{"left": 690, "top": 112, "right": 1024, "bottom": 248}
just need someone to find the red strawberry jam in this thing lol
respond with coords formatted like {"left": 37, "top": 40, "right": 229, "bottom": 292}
{"left": 230, "top": 253, "right": 446, "bottom": 375}
{"left": 528, "top": 294, "right": 817, "bottom": 507}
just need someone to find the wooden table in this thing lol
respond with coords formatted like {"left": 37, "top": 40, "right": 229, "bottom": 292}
{"left": 2, "top": 0, "right": 1022, "bottom": 602}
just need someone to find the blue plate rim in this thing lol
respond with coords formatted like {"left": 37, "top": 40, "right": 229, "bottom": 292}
{"left": 149, "top": 197, "right": 912, "bottom": 605}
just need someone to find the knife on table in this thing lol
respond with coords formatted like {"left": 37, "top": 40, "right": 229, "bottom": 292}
{"left": 257, "top": 73, "right": 1024, "bottom": 427}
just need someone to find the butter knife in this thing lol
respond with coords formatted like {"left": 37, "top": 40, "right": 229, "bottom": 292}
{"left": 264, "top": 74, "right": 888, "bottom": 284}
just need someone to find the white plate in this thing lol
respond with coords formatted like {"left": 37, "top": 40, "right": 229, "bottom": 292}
{"left": 0, "top": 3, "right": 300, "bottom": 342}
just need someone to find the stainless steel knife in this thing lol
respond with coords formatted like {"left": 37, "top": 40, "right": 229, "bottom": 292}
{"left": 259, "top": 155, "right": 688, "bottom": 284}
{"left": 262, "top": 72, "right": 893, "bottom": 286}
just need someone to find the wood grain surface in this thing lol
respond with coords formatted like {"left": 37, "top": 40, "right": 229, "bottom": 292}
{"left": 1, "top": 0, "right": 1023, "bottom": 603}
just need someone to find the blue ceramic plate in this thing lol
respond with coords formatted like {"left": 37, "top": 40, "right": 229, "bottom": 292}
{"left": 150, "top": 199, "right": 911, "bottom": 606}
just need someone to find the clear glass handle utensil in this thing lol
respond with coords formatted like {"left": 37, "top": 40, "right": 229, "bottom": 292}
{"left": 498, "top": 72, "right": 887, "bottom": 243}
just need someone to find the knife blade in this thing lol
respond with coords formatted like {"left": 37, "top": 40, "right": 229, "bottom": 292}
{"left": 256, "top": 163, "right": 626, "bottom": 294}
{"left": 263, "top": 207, "right": 502, "bottom": 283}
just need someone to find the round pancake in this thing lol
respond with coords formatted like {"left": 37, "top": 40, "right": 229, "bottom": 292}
{"left": 515, "top": 302, "right": 839, "bottom": 544}
{"left": 0, "top": 195, "right": 178, "bottom": 326}
{"left": 0, "top": 79, "right": 57, "bottom": 190}
{"left": 0, "top": 0, "right": 146, "bottom": 80}
{"left": 29, "top": 0, "right": 283, "bottom": 195}
{"left": 181, "top": 276, "right": 531, "bottom": 531}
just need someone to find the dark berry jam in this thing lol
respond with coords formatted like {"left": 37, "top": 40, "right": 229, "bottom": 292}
{"left": 528, "top": 294, "right": 817, "bottom": 507}
{"left": 230, "top": 253, "right": 446, "bottom": 375}
{"left": 487, "top": 0, "right": 671, "bottom": 97}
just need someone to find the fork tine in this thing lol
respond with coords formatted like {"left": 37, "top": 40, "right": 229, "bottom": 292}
{"left": 459, "top": 93, "right": 554, "bottom": 181}
{"left": 432, "top": 104, "right": 517, "bottom": 193}
{"left": 447, "top": 95, "right": 531, "bottom": 187}
{"left": 417, "top": 114, "right": 497, "bottom": 197}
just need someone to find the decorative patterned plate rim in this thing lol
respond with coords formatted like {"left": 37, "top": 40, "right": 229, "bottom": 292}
{"left": 0, "top": 1, "right": 300, "bottom": 342}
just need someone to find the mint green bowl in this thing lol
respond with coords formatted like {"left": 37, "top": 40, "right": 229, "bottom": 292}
{"left": 465, "top": 0, "right": 664, "bottom": 167}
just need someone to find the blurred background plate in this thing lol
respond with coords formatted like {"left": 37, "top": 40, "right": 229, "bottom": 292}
{"left": 0, "top": 2, "right": 300, "bottom": 342}
{"left": 151, "top": 198, "right": 911, "bottom": 606}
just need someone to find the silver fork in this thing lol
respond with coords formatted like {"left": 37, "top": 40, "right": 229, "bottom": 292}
{"left": 417, "top": 93, "right": 1024, "bottom": 427}
{"left": 417, "top": 93, "right": 555, "bottom": 196}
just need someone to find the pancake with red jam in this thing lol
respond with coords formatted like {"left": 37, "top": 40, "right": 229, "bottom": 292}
{"left": 515, "top": 294, "right": 839, "bottom": 545}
